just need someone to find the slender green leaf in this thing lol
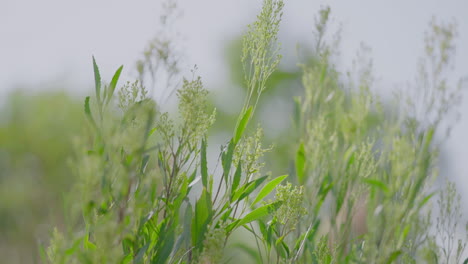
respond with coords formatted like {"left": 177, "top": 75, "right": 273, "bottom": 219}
{"left": 83, "top": 233, "right": 96, "bottom": 250}
{"left": 201, "top": 138, "right": 208, "bottom": 188}
{"left": 148, "top": 127, "right": 158, "bottom": 137}
{"left": 385, "top": 250, "right": 402, "bottom": 264}
{"left": 65, "top": 238, "right": 81, "bottom": 255}
{"left": 140, "top": 155, "right": 150, "bottom": 174}
{"left": 173, "top": 176, "right": 189, "bottom": 211}
{"left": 234, "top": 106, "right": 253, "bottom": 144}
{"left": 314, "top": 176, "right": 333, "bottom": 215}
{"left": 84, "top": 96, "right": 93, "bottom": 119}
{"left": 84, "top": 96, "right": 98, "bottom": 131}
{"left": 38, "top": 244, "right": 48, "bottom": 264}
{"left": 252, "top": 175, "right": 288, "bottom": 206}
{"left": 152, "top": 226, "right": 175, "bottom": 264}
{"left": 397, "top": 224, "right": 411, "bottom": 249}
{"left": 293, "top": 96, "right": 301, "bottom": 127}
{"left": 120, "top": 254, "right": 132, "bottom": 264}
{"left": 92, "top": 56, "right": 101, "bottom": 103}
{"left": 240, "top": 175, "right": 269, "bottom": 201}
{"left": 344, "top": 145, "right": 356, "bottom": 170}
{"left": 362, "top": 178, "right": 389, "bottom": 194}
{"left": 276, "top": 238, "right": 290, "bottom": 259}
{"left": 191, "top": 188, "right": 212, "bottom": 248}
{"left": 232, "top": 175, "right": 268, "bottom": 202}
{"left": 418, "top": 191, "right": 436, "bottom": 209}
{"left": 222, "top": 140, "right": 235, "bottom": 181}
{"left": 106, "top": 65, "right": 123, "bottom": 104}
{"left": 232, "top": 161, "right": 242, "bottom": 193}
{"left": 296, "top": 143, "right": 306, "bottom": 184}
{"left": 134, "top": 242, "right": 150, "bottom": 264}
{"left": 121, "top": 237, "right": 133, "bottom": 255}
{"left": 228, "top": 201, "right": 282, "bottom": 232}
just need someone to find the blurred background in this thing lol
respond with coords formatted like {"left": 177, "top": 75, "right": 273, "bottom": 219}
{"left": 1, "top": 0, "right": 467, "bottom": 262}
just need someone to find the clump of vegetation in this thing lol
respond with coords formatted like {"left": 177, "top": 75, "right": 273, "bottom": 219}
{"left": 0, "top": 91, "right": 83, "bottom": 263}
{"left": 13, "top": 0, "right": 464, "bottom": 263}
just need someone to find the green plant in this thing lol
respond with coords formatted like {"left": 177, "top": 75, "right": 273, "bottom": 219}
{"left": 0, "top": 91, "right": 83, "bottom": 263}
{"left": 41, "top": 1, "right": 468, "bottom": 264}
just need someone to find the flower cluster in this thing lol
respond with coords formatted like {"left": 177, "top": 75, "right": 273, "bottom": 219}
{"left": 275, "top": 182, "right": 307, "bottom": 230}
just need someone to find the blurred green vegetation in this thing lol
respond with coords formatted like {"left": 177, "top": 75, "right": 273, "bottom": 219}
{"left": 0, "top": 91, "right": 84, "bottom": 263}
{"left": 0, "top": 2, "right": 466, "bottom": 263}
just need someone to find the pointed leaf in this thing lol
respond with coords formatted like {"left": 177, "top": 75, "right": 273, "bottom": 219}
{"left": 152, "top": 226, "right": 175, "bottom": 264}
{"left": 228, "top": 201, "right": 282, "bottom": 232}
{"left": 92, "top": 56, "right": 101, "bottom": 103}
{"left": 84, "top": 96, "right": 92, "bottom": 117}
{"left": 232, "top": 161, "right": 242, "bottom": 193}
{"left": 106, "top": 65, "right": 123, "bottom": 104}
{"left": 418, "top": 191, "right": 436, "bottom": 209}
{"left": 293, "top": 96, "right": 301, "bottom": 127}
{"left": 385, "top": 250, "right": 402, "bottom": 264}
{"left": 234, "top": 106, "right": 253, "bottom": 144}
{"left": 252, "top": 175, "right": 288, "bottom": 206}
{"left": 201, "top": 138, "right": 208, "bottom": 188}
{"left": 134, "top": 242, "right": 150, "bottom": 264}
{"left": 296, "top": 143, "right": 306, "bottom": 184}
{"left": 363, "top": 178, "right": 389, "bottom": 194}
{"left": 191, "top": 188, "right": 212, "bottom": 248}
{"left": 232, "top": 175, "right": 268, "bottom": 202}
{"left": 38, "top": 244, "right": 48, "bottom": 263}
{"left": 84, "top": 96, "right": 97, "bottom": 128}
{"left": 222, "top": 140, "right": 235, "bottom": 181}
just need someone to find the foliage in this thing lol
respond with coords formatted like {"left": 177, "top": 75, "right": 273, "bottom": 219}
{"left": 0, "top": 91, "right": 83, "bottom": 263}
{"left": 1, "top": 1, "right": 463, "bottom": 264}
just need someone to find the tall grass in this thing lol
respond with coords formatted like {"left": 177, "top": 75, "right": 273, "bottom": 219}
{"left": 41, "top": 1, "right": 467, "bottom": 263}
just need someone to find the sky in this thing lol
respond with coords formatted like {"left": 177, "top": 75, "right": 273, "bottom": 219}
{"left": 1, "top": 0, "right": 468, "bottom": 209}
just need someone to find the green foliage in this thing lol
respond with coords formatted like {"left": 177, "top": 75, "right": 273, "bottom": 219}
{"left": 45, "top": 1, "right": 288, "bottom": 263}
{"left": 283, "top": 6, "right": 468, "bottom": 264}
{"left": 2, "top": 1, "right": 462, "bottom": 264}
{"left": 0, "top": 91, "right": 83, "bottom": 263}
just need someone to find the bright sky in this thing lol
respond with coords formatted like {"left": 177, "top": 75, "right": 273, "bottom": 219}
{"left": 1, "top": 0, "right": 468, "bottom": 211}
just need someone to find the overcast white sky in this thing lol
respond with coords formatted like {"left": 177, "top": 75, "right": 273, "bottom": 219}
{"left": 1, "top": 0, "right": 468, "bottom": 208}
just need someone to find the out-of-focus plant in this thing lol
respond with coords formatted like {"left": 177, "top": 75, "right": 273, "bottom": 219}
{"left": 282, "top": 6, "right": 468, "bottom": 264}
{"left": 0, "top": 91, "right": 83, "bottom": 263}
{"left": 433, "top": 181, "right": 468, "bottom": 264}
{"left": 136, "top": 0, "right": 183, "bottom": 103}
